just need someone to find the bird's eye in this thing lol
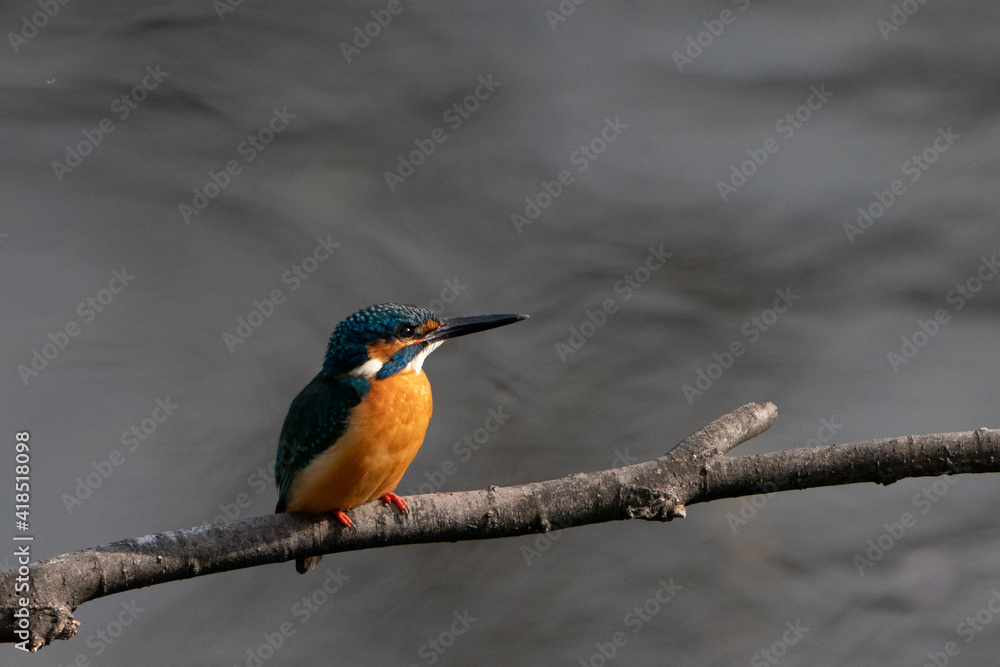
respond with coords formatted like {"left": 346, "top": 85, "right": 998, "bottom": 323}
{"left": 396, "top": 324, "right": 417, "bottom": 339}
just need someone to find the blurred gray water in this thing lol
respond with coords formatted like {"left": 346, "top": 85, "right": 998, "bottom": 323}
{"left": 3, "top": 1, "right": 1000, "bottom": 665}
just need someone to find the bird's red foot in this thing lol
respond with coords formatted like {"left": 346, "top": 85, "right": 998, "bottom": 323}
{"left": 334, "top": 509, "right": 354, "bottom": 528}
{"left": 380, "top": 492, "right": 408, "bottom": 513}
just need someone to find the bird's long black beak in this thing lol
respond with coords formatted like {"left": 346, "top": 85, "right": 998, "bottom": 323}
{"left": 424, "top": 313, "right": 527, "bottom": 342}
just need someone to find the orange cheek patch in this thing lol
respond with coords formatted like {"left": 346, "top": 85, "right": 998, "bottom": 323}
{"left": 367, "top": 340, "right": 407, "bottom": 362}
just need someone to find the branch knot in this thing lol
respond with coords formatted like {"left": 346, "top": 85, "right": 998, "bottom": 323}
{"left": 620, "top": 485, "right": 685, "bottom": 522}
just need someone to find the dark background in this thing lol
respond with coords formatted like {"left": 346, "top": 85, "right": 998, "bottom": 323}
{"left": 4, "top": 2, "right": 1000, "bottom": 665}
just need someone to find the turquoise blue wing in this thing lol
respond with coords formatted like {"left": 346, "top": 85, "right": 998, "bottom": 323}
{"left": 274, "top": 375, "right": 366, "bottom": 511}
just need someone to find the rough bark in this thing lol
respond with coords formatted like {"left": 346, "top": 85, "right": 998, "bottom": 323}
{"left": 3, "top": 402, "right": 998, "bottom": 651}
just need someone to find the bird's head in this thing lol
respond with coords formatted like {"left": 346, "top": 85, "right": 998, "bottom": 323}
{"left": 323, "top": 303, "right": 526, "bottom": 380}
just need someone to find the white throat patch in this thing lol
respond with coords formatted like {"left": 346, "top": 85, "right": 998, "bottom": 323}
{"left": 404, "top": 341, "right": 442, "bottom": 374}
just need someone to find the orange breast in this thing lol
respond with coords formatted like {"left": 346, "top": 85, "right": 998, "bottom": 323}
{"left": 285, "top": 370, "right": 433, "bottom": 513}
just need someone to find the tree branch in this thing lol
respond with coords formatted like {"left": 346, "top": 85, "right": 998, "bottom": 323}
{"left": 3, "top": 402, "right": 999, "bottom": 651}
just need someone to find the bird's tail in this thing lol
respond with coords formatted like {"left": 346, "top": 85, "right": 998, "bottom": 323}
{"left": 277, "top": 500, "right": 322, "bottom": 574}
{"left": 296, "top": 555, "right": 322, "bottom": 574}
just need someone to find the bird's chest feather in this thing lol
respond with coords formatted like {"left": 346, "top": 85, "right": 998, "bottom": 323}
{"left": 286, "top": 371, "right": 433, "bottom": 512}
{"left": 351, "top": 370, "right": 433, "bottom": 452}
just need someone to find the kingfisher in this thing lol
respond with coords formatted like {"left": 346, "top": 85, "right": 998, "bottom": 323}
{"left": 275, "top": 302, "right": 526, "bottom": 573}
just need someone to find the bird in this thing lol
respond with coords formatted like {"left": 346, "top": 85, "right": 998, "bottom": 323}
{"left": 275, "top": 302, "right": 526, "bottom": 573}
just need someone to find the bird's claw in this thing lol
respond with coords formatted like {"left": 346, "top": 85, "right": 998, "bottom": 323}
{"left": 380, "top": 492, "right": 408, "bottom": 513}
